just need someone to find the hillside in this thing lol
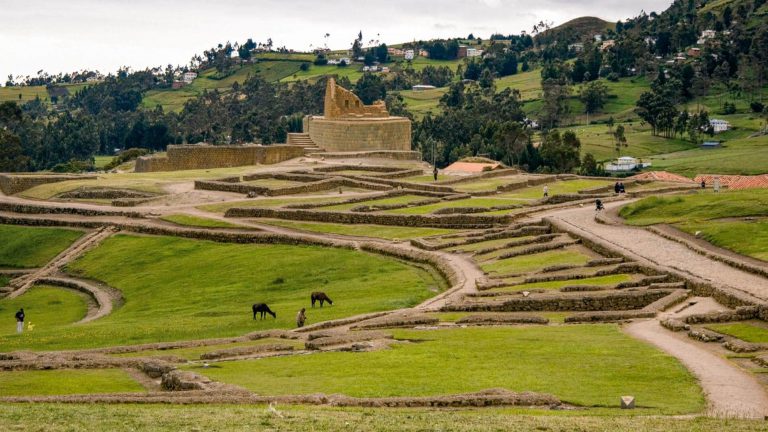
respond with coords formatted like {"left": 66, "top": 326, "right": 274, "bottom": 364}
{"left": 535, "top": 16, "right": 616, "bottom": 43}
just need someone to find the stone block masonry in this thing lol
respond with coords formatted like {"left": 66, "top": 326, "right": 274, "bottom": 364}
{"left": 306, "top": 117, "right": 412, "bottom": 152}
{"left": 0, "top": 174, "right": 97, "bottom": 195}
{"left": 134, "top": 144, "right": 305, "bottom": 173}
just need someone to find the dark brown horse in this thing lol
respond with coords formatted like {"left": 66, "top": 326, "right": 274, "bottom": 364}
{"left": 252, "top": 303, "right": 277, "bottom": 319}
{"left": 311, "top": 292, "right": 333, "bottom": 307}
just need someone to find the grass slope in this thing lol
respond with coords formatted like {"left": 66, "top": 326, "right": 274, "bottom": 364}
{"left": 193, "top": 325, "right": 703, "bottom": 413}
{"left": 0, "top": 225, "right": 84, "bottom": 268}
{"left": 0, "top": 234, "right": 441, "bottom": 351}
{"left": 0, "top": 285, "right": 89, "bottom": 337}
{"left": 159, "top": 214, "right": 245, "bottom": 229}
{"left": 705, "top": 321, "right": 768, "bottom": 343}
{"left": 0, "top": 369, "right": 143, "bottom": 396}
{"left": 257, "top": 219, "right": 459, "bottom": 240}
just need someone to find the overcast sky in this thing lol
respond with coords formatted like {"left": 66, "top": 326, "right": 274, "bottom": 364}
{"left": 1, "top": 0, "right": 673, "bottom": 82}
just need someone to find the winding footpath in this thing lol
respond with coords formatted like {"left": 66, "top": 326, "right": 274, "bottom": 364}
{"left": 539, "top": 201, "right": 768, "bottom": 303}
{"left": 538, "top": 200, "right": 768, "bottom": 419}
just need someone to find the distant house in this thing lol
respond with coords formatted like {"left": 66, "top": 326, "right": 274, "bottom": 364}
{"left": 327, "top": 59, "right": 340, "bottom": 65}
{"left": 644, "top": 37, "right": 657, "bottom": 46}
{"left": 466, "top": 48, "right": 483, "bottom": 57}
{"left": 172, "top": 81, "right": 187, "bottom": 89}
{"left": 568, "top": 43, "right": 584, "bottom": 53}
{"left": 687, "top": 47, "right": 701, "bottom": 57}
{"left": 710, "top": 119, "right": 730, "bottom": 133}
{"left": 698, "top": 30, "right": 717, "bottom": 45}
{"left": 594, "top": 34, "right": 603, "bottom": 42}
{"left": 182, "top": 72, "right": 197, "bottom": 83}
{"left": 600, "top": 40, "right": 616, "bottom": 51}
{"left": 458, "top": 45, "right": 468, "bottom": 58}
{"left": 404, "top": 49, "right": 414, "bottom": 60}
{"left": 605, "top": 156, "right": 651, "bottom": 172}
{"left": 380, "top": 67, "right": 390, "bottom": 73}
{"left": 701, "top": 141, "right": 722, "bottom": 149}
{"left": 412, "top": 84, "right": 437, "bottom": 91}
{"left": 419, "top": 49, "right": 429, "bottom": 57}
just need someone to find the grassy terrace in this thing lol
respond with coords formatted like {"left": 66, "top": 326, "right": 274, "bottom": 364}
{"left": 315, "top": 194, "right": 429, "bottom": 211}
{"left": 110, "top": 338, "right": 306, "bottom": 361}
{"left": 159, "top": 214, "right": 246, "bottom": 229}
{"left": 198, "top": 195, "right": 362, "bottom": 214}
{"left": 384, "top": 197, "right": 524, "bottom": 215}
{"left": 5, "top": 405, "right": 764, "bottom": 431}
{"left": 0, "top": 234, "right": 442, "bottom": 351}
{"left": 191, "top": 325, "right": 702, "bottom": 413}
{"left": 255, "top": 219, "right": 461, "bottom": 240}
{"left": 489, "top": 274, "right": 634, "bottom": 293}
{"left": 18, "top": 165, "right": 264, "bottom": 199}
{"left": 0, "top": 285, "right": 88, "bottom": 336}
{"left": 0, "top": 225, "right": 84, "bottom": 268}
{"left": 0, "top": 369, "right": 143, "bottom": 396}
{"left": 480, "top": 248, "right": 595, "bottom": 275}
{"left": 705, "top": 322, "right": 768, "bottom": 344}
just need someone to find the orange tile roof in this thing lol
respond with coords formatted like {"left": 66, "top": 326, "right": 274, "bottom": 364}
{"left": 693, "top": 174, "right": 768, "bottom": 190}
{"left": 444, "top": 162, "right": 501, "bottom": 173}
{"left": 627, "top": 171, "right": 695, "bottom": 183}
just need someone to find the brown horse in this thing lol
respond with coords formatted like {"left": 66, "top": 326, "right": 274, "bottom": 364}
{"left": 311, "top": 292, "right": 333, "bottom": 307}
{"left": 252, "top": 303, "right": 277, "bottom": 319}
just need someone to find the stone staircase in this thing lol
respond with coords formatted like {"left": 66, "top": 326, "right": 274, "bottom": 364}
{"left": 287, "top": 133, "right": 323, "bottom": 154}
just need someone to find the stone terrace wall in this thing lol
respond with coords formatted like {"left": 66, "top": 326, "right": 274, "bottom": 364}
{"left": 0, "top": 174, "right": 97, "bottom": 195}
{"left": 307, "top": 117, "right": 412, "bottom": 152}
{"left": 225, "top": 207, "right": 510, "bottom": 229}
{"left": 135, "top": 144, "right": 305, "bottom": 173}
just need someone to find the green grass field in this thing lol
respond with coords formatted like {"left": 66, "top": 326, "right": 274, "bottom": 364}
{"left": 0, "top": 225, "right": 84, "bottom": 268}
{"left": 480, "top": 248, "right": 594, "bottom": 275}
{"left": 110, "top": 337, "right": 306, "bottom": 361}
{"left": 0, "top": 83, "right": 90, "bottom": 104}
{"left": 490, "top": 274, "right": 634, "bottom": 292}
{"left": 256, "top": 218, "right": 460, "bottom": 240}
{"left": 4, "top": 404, "right": 764, "bottom": 432}
{"left": 0, "top": 234, "right": 441, "bottom": 351}
{"left": 0, "top": 369, "right": 143, "bottom": 396}
{"left": 191, "top": 325, "right": 703, "bottom": 413}
{"left": 705, "top": 322, "right": 768, "bottom": 343}
{"left": 620, "top": 190, "right": 768, "bottom": 226}
{"left": 159, "top": 214, "right": 247, "bottom": 229}
{"left": 0, "top": 285, "right": 88, "bottom": 337}
{"left": 676, "top": 219, "right": 768, "bottom": 261}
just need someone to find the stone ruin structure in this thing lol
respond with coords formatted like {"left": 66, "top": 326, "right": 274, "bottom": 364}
{"left": 135, "top": 78, "right": 415, "bottom": 172}
{"left": 296, "top": 78, "right": 413, "bottom": 153}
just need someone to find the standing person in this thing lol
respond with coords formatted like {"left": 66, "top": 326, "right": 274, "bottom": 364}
{"left": 15, "top": 308, "right": 24, "bottom": 334}
{"left": 296, "top": 308, "right": 306, "bottom": 328}
{"left": 700, "top": 179, "right": 706, "bottom": 189}
{"left": 713, "top": 177, "right": 721, "bottom": 193}
{"left": 433, "top": 166, "right": 439, "bottom": 181}
{"left": 614, "top": 182, "right": 620, "bottom": 194}
{"left": 543, "top": 185, "right": 549, "bottom": 198}
{"left": 619, "top": 182, "right": 626, "bottom": 194}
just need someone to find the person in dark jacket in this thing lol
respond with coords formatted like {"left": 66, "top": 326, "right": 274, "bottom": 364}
{"left": 15, "top": 308, "right": 24, "bottom": 333}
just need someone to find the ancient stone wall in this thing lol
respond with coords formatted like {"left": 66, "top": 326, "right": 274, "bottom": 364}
{"left": 0, "top": 174, "right": 97, "bottom": 195}
{"left": 135, "top": 145, "right": 305, "bottom": 173}
{"left": 323, "top": 77, "right": 388, "bottom": 119}
{"left": 306, "top": 117, "right": 412, "bottom": 152}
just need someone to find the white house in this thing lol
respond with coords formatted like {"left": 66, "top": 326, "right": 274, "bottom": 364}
{"left": 466, "top": 48, "right": 483, "bottom": 57}
{"left": 412, "top": 84, "right": 437, "bottom": 91}
{"left": 182, "top": 72, "right": 198, "bottom": 83}
{"left": 710, "top": 119, "right": 731, "bottom": 133}
{"left": 568, "top": 43, "right": 584, "bottom": 53}
{"left": 404, "top": 49, "right": 414, "bottom": 60}
{"left": 697, "top": 29, "right": 717, "bottom": 45}
{"left": 605, "top": 156, "right": 651, "bottom": 172}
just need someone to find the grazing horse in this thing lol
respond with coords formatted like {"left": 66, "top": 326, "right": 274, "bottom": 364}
{"left": 311, "top": 292, "right": 333, "bottom": 308}
{"left": 252, "top": 303, "right": 277, "bottom": 319}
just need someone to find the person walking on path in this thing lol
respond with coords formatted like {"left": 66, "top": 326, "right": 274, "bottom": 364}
{"left": 543, "top": 185, "right": 549, "bottom": 198}
{"left": 15, "top": 308, "right": 24, "bottom": 333}
{"left": 296, "top": 308, "right": 307, "bottom": 328}
{"left": 433, "top": 166, "right": 439, "bottom": 181}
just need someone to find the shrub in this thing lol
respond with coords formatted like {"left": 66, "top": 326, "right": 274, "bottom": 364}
{"left": 607, "top": 73, "right": 619, "bottom": 82}
{"left": 722, "top": 102, "right": 736, "bottom": 115}
{"left": 300, "top": 62, "right": 311, "bottom": 71}
{"left": 750, "top": 101, "right": 765, "bottom": 113}
{"left": 104, "top": 148, "right": 150, "bottom": 171}
{"left": 52, "top": 159, "right": 94, "bottom": 173}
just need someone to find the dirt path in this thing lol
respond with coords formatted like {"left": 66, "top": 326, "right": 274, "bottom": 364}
{"left": 539, "top": 201, "right": 768, "bottom": 302}
{"left": 625, "top": 319, "right": 768, "bottom": 419}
